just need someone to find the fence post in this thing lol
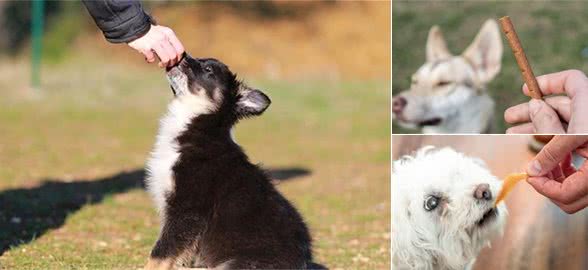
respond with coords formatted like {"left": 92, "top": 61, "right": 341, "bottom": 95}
{"left": 31, "top": 0, "right": 44, "bottom": 90}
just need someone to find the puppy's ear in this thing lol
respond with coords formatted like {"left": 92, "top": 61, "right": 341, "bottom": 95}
{"left": 236, "top": 84, "right": 271, "bottom": 117}
{"left": 462, "top": 19, "right": 503, "bottom": 83}
{"left": 426, "top": 25, "right": 452, "bottom": 62}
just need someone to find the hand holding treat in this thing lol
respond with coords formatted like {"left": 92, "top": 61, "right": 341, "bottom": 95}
{"left": 505, "top": 70, "right": 588, "bottom": 134}
{"left": 501, "top": 16, "right": 588, "bottom": 134}
{"left": 526, "top": 135, "right": 588, "bottom": 214}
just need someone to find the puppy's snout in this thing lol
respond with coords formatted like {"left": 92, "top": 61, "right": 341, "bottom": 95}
{"left": 473, "top": 183, "right": 492, "bottom": 201}
{"left": 392, "top": 96, "right": 407, "bottom": 114}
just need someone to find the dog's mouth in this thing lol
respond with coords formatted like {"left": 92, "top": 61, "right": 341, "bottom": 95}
{"left": 393, "top": 114, "right": 442, "bottom": 127}
{"left": 166, "top": 53, "right": 189, "bottom": 96}
{"left": 418, "top": 117, "right": 442, "bottom": 127}
{"left": 477, "top": 207, "right": 498, "bottom": 227}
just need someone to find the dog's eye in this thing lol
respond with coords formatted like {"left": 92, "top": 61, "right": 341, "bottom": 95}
{"left": 424, "top": 196, "right": 440, "bottom": 211}
{"left": 436, "top": 81, "right": 451, "bottom": 87}
{"left": 204, "top": 66, "right": 213, "bottom": 73}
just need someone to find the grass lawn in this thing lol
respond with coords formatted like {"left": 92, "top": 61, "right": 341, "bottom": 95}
{"left": 0, "top": 53, "right": 390, "bottom": 269}
{"left": 393, "top": 1, "right": 588, "bottom": 133}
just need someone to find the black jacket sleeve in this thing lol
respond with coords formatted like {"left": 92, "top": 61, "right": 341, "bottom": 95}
{"left": 82, "top": 0, "right": 154, "bottom": 44}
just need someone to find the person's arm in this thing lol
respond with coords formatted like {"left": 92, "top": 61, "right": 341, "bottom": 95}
{"left": 82, "top": 0, "right": 184, "bottom": 68}
{"left": 82, "top": 0, "right": 153, "bottom": 44}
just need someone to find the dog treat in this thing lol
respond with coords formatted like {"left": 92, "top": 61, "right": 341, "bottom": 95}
{"left": 499, "top": 16, "right": 543, "bottom": 99}
{"left": 495, "top": 172, "right": 528, "bottom": 205}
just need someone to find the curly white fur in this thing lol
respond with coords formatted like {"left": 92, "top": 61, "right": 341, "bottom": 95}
{"left": 392, "top": 147, "right": 507, "bottom": 270}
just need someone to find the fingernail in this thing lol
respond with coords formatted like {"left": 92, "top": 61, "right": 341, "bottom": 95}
{"left": 527, "top": 160, "right": 542, "bottom": 176}
{"left": 529, "top": 99, "right": 541, "bottom": 115}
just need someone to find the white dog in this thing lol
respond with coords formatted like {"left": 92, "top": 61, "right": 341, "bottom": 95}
{"left": 392, "top": 147, "right": 507, "bottom": 270}
{"left": 392, "top": 20, "right": 503, "bottom": 134}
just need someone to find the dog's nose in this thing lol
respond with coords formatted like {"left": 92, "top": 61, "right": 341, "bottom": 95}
{"left": 474, "top": 184, "right": 492, "bottom": 201}
{"left": 392, "top": 96, "right": 407, "bottom": 114}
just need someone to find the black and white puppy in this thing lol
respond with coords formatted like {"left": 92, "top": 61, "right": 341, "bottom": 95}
{"left": 144, "top": 55, "right": 316, "bottom": 270}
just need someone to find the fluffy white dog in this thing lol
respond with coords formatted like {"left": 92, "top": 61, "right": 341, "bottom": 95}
{"left": 392, "top": 147, "right": 507, "bottom": 270}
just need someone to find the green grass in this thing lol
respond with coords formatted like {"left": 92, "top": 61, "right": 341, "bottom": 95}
{"left": 0, "top": 52, "right": 390, "bottom": 269}
{"left": 393, "top": 1, "right": 588, "bottom": 133}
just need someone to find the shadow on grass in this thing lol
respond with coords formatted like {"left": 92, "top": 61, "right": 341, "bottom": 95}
{"left": 267, "top": 167, "right": 311, "bottom": 182}
{"left": 0, "top": 166, "right": 310, "bottom": 255}
{"left": 0, "top": 169, "right": 145, "bottom": 256}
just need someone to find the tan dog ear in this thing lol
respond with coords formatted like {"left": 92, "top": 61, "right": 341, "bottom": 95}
{"left": 426, "top": 25, "right": 452, "bottom": 62}
{"left": 462, "top": 19, "right": 503, "bottom": 83}
{"left": 236, "top": 84, "right": 271, "bottom": 117}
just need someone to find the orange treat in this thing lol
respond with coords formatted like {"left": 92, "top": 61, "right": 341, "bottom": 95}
{"left": 495, "top": 173, "right": 528, "bottom": 205}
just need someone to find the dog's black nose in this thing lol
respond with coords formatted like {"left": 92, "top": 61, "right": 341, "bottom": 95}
{"left": 474, "top": 184, "right": 492, "bottom": 201}
{"left": 392, "top": 96, "right": 407, "bottom": 114}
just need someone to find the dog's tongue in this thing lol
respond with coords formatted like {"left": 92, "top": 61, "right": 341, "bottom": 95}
{"left": 495, "top": 173, "right": 527, "bottom": 205}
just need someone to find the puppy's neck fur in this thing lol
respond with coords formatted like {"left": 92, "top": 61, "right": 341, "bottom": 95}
{"left": 146, "top": 98, "right": 222, "bottom": 215}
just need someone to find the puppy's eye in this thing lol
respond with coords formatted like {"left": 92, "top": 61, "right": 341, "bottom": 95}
{"left": 435, "top": 81, "right": 451, "bottom": 87}
{"left": 424, "top": 195, "right": 440, "bottom": 211}
{"left": 204, "top": 66, "right": 213, "bottom": 73}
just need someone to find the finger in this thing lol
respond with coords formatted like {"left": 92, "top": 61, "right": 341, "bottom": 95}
{"left": 506, "top": 123, "right": 534, "bottom": 134}
{"left": 568, "top": 91, "right": 588, "bottom": 133}
{"left": 504, "top": 102, "right": 527, "bottom": 124}
{"left": 143, "top": 49, "right": 156, "bottom": 63}
{"left": 504, "top": 103, "right": 529, "bottom": 124}
{"left": 527, "top": 168, "right": 588, "bottom": 204}
{"left": 528, "top": 99, "right": 565, "bottom": 134}
{"left": 549, "top": 164, "right": 565, "bottom": 182}
{"left": 561, "top": 153, "right": 577, "bottom": 177}
{"left": 550, "top": 195, "right": 588, "bottom": 214}
{"left": 154, "top": 41, "right": 174, "bottom": 68}
{"left": 527, "top": 135, "right": 588, "bottom": 176}
{"left": 163, "top": 28, "right": 185, "bottom": 61}
{"left": 546, "top": 96, "right": 573, "bottom": 123}
{"left": 521, "top": 70, "right": 588, "bottom": 133}
{"left": 522, "top": 69, "right": 588, "bottom": 97}
{"left": 161, "top": 40, "right": 177, "bottom": 67}
{"left": 504, "top": 96, "right": 572, "bottom": 124}
{"left": 164, "top": 40, "right": 180, "bottom": 66}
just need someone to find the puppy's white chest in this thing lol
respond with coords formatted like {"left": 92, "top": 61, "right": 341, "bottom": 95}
{"left": 145, "top": 133, "right": 180, "bottom": 214}
{"left": 145, "top": 100, "right": 208, "bottom": 215}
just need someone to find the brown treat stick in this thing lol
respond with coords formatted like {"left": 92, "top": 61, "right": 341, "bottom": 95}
{"left": 499, "top": 16, "right": 543, "bottom": 99}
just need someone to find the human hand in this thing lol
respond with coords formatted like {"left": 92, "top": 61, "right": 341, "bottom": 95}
{"left": 526, "top": 135, "right": 588, "bottom": 214}
{"left": 504, "top": 70, "right": 588, "bottom": 134}
{"left": 127, "top": 25, "right": 185, "bottom": 68}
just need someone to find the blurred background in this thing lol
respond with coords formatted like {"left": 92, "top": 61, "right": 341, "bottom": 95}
{"left": 0, "top": 1, "right": 390, "bottom": 269}
{"left": 393, "top": 1, "right": 588, "bottom": 133}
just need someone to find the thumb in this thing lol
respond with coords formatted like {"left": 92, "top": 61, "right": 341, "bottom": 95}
{"left": 527, "top": 135, "right": 588, "bottom": 177}
{"left": 528, "top": 99, "right": 565, "bottom": 134}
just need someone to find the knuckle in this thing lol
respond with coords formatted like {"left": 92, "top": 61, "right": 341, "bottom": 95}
{"left": 541, "top": 111, "right": 558, "bottom": 124}
{"left": 568, "top": 69, "right": 585, "bottom": 78}
{"left": 559, "top": 192, "right": 574, "bottom": 204}
{"left": 541, "top": 147, "right": 560, "bottom": 165}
